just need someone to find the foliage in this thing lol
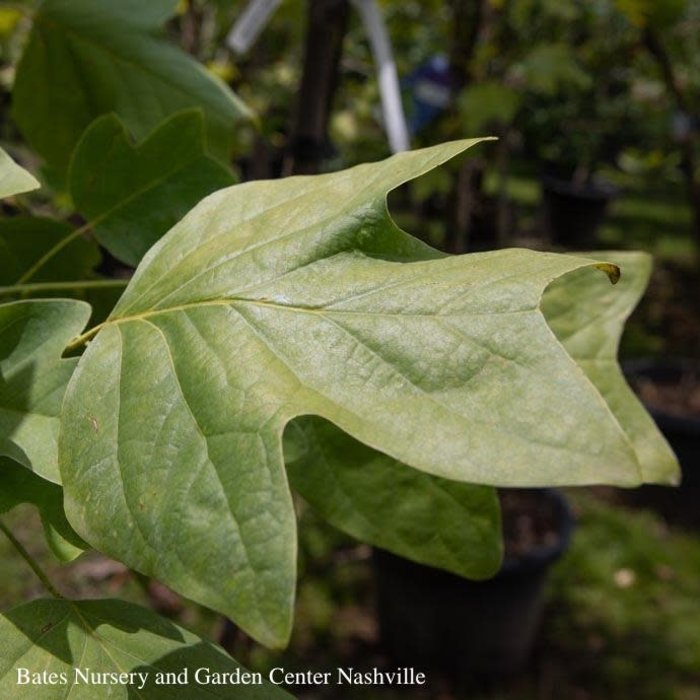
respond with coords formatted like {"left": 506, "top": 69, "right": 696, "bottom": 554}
{"left": 0, "top": 299, "right": 89, "bottom": 482}
{"left": 0, "top": 598, "right": 292, "bottom": 698}
{"left": 0, "top": 457, "right": 85, "bottom": 561}
{"left": 12, "top": 0, "right": 250, "bottom": 180}
{"left": 0, "top": 2, "right": 682, "bottom": 696}
{"left": 69, "top": 110, "right": 235, "bottom": 266}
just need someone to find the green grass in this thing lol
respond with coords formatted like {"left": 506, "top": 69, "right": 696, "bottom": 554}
{"left": 543, "top": 491, "right": 700, "bottom": 700}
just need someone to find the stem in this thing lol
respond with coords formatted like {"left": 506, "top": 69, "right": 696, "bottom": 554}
{"left": 0, "top": 520, "right": 63, "bottom": 599}
{"left": 64, "top": 322, "right": 106, "bottom": 353}
{"left": 0, "top": 278, "right": 129, "bottom": 297}
{"left": 16, "top": 225, "right": 90, "bottom": 285}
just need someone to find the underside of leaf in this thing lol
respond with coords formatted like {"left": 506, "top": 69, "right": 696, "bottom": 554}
{"left": 59, "top": 140, "right": 678, "bottom": 649}
{"left": 542, "top": 251, "right": 679, "bottom": 485}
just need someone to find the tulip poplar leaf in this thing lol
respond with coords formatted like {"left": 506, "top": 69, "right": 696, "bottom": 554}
{"left": 1, "top": 300, "right": 91, "bottom": 483}
{"left": 13, "top": 0, "right": 250, "bottom": 177}
{"left": 69, "top": 110, "right": 236, "bottom": 266}
{"left": 542, "top": 250, "right": 679, "bottom": 485}
{"left": 59, "top": 140, "right": 672, "bottom": 649}
{"left": 0, "top": 457, "right": 86, "bottom": 561}
{"left": 0, "top": 598, "right": 292, "bottom": 699}
{"left": 285, "top": 417, "right": 502, "bottom": 578}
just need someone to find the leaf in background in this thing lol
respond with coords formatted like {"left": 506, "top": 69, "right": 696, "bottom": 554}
{"left": 1, "top": 300, "right": 90, "bottom": 483}
{"left": 0, "top": 598, "right": 293, "bottom": 699}
{"left": 458, "top": 82, "right": 523, "bottom": 133}
{"left": 0, "top": 146, "right": 39, "bottom": 198}
{"left": 517, "top": 43, "right": 591, "bottom": 95}
{"left": 615, "top": 0, "right": 686, "bottom": 28}
{"left": 285, "top": 417, "right": 502, "bottom": 579}
{"left": 0, "top": 457, "right": 86, "bottom": 561}
{"left": 69, "top": 111, "right": 236, "bottom": 266}
{"left": 0, "top": 217, "right": 100, "bottom": 285}
{"left": 60, "top": 140, "right": 666, "bottom": 648}
{"left": 13, "top": 0, "right": 250, "bottom": 178}
{"left": 542, "top": 250, "right": 679, "bottom": 485}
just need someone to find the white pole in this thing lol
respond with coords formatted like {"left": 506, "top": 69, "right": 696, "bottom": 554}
{"left": 351, "top": 0, "right": 410, "bottom": 153}
{"left": 226, "top": 0, "right": 282, "bottom": 55}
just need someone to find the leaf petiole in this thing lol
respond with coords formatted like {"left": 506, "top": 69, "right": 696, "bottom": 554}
{"left": 15, "top": 225, "right": 90, "bottom": 284}
{"left": 0, "top": 519, "right": 63, "bottom": 599}
{"left": 64, "top": 323, "right": 105, "bottom": 353}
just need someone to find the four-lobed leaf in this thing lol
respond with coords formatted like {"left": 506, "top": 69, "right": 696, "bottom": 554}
{"left": 69, "top": 110, "right": 236, "bottom": 266}
{"left": 541, "top": 250, "right": 679, "bottom": 485}
{"left": 0, "top": 598, "right": 292, "bottom": 698}
{"left": 0, "top": 147, "right": 39, "bottom": 199}
{"left": 1, "top": 299, "right": 90, "bottom": 483}
{"left": 285, "top": 417, "right": 502, "bottom": 579}
{"left": 59, "top": 139, "right": 677, "bottom": 648}
{"left": 12, "top": 0, "right": 250, "bottom": 178}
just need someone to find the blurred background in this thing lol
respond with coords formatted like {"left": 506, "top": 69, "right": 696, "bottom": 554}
{"left": 1, "top": 1, "right": 699, "bottom": 698}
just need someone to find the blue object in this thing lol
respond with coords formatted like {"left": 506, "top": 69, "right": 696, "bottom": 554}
{"left": 404, "top": 55, "right": 452, "bottom": 135}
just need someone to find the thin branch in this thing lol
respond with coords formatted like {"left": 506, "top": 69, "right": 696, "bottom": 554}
{"left": 0, "top": 519, "right": 64, "bottom": 599}
{"left": 15, "top": 224, "right": 90, "bottom": 285}
{"left": 0, "top": 278, "right": 129, "bottom": 297}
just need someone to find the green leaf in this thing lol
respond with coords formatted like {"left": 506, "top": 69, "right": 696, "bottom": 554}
{"left": 517, "top": 44, "right": 591, "bottom": 95}
{"left": 0, "top": 147, "right": 39, "bottom": 199}
{"left": 13, "top": 0, "right": 250, "bottom": 178}
{"left": 286, "top": 417, "right": 502, "bottom": 579}
{"left": 59, "top": 139, "right": 661, "bottom": 649}
{"left": 542, "top": 250, "right": 680, "bottom": 486}
{"left": 0, "top": 217, "right": 100, "bottom": 286}
{"left": 1, "top": 300, "right": 90, "bottom": 483}
{"left": 615, "top": 0, "right": 686, "bottom": 28}
{"left": 0, "top": 457, "right": 86, "bottom": 561}
{"left": 0, "top": 598, "right": 292, "bottom": 699}
{"left": 458, "top": 82, "right": 523, "bottom": 133}
{"left": 69, "top": 111, "right": 236, "bottom": 266}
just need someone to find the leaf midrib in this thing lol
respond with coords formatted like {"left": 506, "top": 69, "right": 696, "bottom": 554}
{"left": 93, "top": 297, "right": 533, "bottom": 340}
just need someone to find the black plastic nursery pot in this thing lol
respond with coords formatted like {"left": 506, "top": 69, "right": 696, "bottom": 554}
{"left": 623, "top": 358, "right": 700, "bottom": 526}
{"left": 541, "top": 175, "right": 616, "bottom": 249}
{"left": 373, "top": 489, "right": 575, "bottom": 679}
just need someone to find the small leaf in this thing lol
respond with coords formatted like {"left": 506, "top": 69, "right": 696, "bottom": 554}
{"left": 13, "top": 0, "right": 250, "bottom": 177}
{"left": 1, "top": 300, "right": 90, "bottom": 482}
{"left": 69, "top": 111, "right": 236, "bottom": 266}
{"left": 286, "top": 417, "right": 502, "bottom": 579}
{"left": 0, "top": 147, "right": 39, "bottom": 199}
{"left": 0, "top": 217, "right": 100, "bottom": 286}
{"left": 0, "top": 598, "right": 293, "bottom": 699}
{"left": 542, "top": 250, "right": 680, "bottom": 485}
{"left": 0, "top": 457, "right": 86, "bottom": 561}
{"left": 60, "top": 140, "right": 664, "bottom": 648}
